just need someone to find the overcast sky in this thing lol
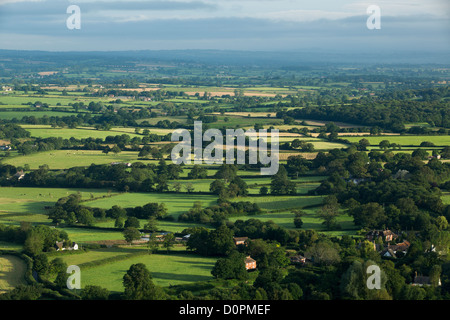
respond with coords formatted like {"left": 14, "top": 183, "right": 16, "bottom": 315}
{"left": 0, "top": 0, "right": 448, "bottom": 54}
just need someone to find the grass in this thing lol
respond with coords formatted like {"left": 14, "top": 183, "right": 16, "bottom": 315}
{"left": 0, "top": 241, "right": 23, "bottom": 251}
{"left": 86, "top": 192, "right": 217, "bottom": 219}
{"left": 0, "top": 255, "right": 27, "bottom": 294}
{"left": 229, "top": 208, "right": 357, "bottom": 235}
{"left": 167, "top": 177, "right": 320, "bottom": 195}
{"left": 21, "top": 125, "right": 142, "bottom": 140}
{"left": 58, "top": 227, "right": 126, "bottom": 243}
{"left": 343, "top": 135, "right": 450, "bottom": 146}
{"left": 442, "top": 193, "right": 450, "bottom": 205}
{"left": 2, "top": 150, "right": 159, "bottom": 170}
{"left": 92, "top": 218, "right": 207, "bottom": 234}
{"left": 0, "top": 187, "right": 118, "bottom": 225}
{"left": 49, "top": 247, "right": 134, "bottom": 266}
{"left": 0, "top": 111, "right": 78, "bottom": 120}
{"left": 234, "top": 194, "right": 325, "bottom": 211}
{"left": 206, "top": 116, "right": 283, "bottom": 130}
{"left": 50, "top": 247, "right": 217, "bottom": 291}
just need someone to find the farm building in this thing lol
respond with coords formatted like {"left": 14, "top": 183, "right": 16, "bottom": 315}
{"left": 290, "top": 255, "right": 306, "bottom": 265}
{"left": 412, "top": 272, "right": 441, "bottom": 287}
{"left": 55, "top": 241, "right": 79, "bottom": 251}
{"left": 380, "top": 240, "right": 411, "bottom": 258}
{"left": 366, "top": 229, "right": 398, "bottom": 242}
{"left": 245, "top": 256, "right": 256, "bottom": 270}
{"left": 233, "top": 237, "right": 248, "bottom": 246}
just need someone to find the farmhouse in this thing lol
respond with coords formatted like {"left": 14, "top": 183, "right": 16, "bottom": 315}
{"left": 182, "top": 234, "right": 191, "bottom": 241}
{"left": 233, "top": 237, "right": 248, "bottom": 246}
{"left": 366, "top": 229, "right": 398, "bottom": 242}
{"left": 290, "top": 255, "right": 306, "bottom": 265}
{"left": 55, "top": 241, "right": 79, "bottom": 251}
{"left": 245, "top": 256, "right": 256, "bottom": 270}
{"left": 12, "top": 170, "right": 25, "bottom": 180}
{"left": 380, "top": 240, "right": 410, "bottom": 258}
{"left": 412, "top": 272, "right": 441, "bottom": 287}
{"left": 111, "top": 162, "right": 132, "bottom": 167}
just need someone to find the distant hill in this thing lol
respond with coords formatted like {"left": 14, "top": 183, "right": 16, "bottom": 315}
{"left": 0, "top": 49, "right": 448, "bottom": 68}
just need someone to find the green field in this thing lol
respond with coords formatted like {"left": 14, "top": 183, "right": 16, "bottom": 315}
{"left": 50, "top": 247, "right": 217, "bottom": 291}
{"left": 0, "top": 111, "right": 78, "bottom": 120}
{"left": 21, "top": 125, "right": 142, "bottom": 140}
{"left": 442, "top": 193, "right": 450, "bottom": 205}
{"left": 93, "top": 217, "right": 207, "bottom": 234}
{"left": 0, "top": 241, "right": 23, "bottom": 251}
{"left": 234, "top": 194, "right": 325, "bottom": 211}
{"left": 86, "top": 192, "right": 217, "bottom": 219}
{"left": 0, "top": 255, "right": 26, "bottom": 294}
{"left": 0, "top": 187, "right": 118, "bottom": 224}
{"left": 58, "top": 227, "right": 126, "bottom": 243}
{"left": 1, "top": 150, "right": 160, "bottom": 170}
{"left": 229, "top": 208, "right": 357, "bottom": 235}
{"left": 343, "top": 135, "right": 450, "bottom": 146}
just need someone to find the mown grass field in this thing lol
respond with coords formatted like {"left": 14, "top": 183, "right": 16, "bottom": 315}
{"left": 0, "top": 242, "right": 23, "bottom": 251}
{"left": 58, "top": 227, "right": 126, "bottom": 243}
{"left": 21, "top": 125, "right": 142, "bottom": 140}
{"left": 0, "top": 255, "right": 26, "bottom": 294}
{"left": 169, "top": 177, "right": 322, "bottom": 195}
{"left": 0, "top": 93, "right": 114, "bottom": 108}
{"left": 343, "top": 135, "right": 450, "bottom": 146}
{"left": 86, "top": 192, "right": 217, "bottom": 219}
{"left": 1, "top": 150, "right": 157, "bottom": 170}
{"left": 0, "top": 187, "right": 118, "bottom": 224}
{"left": 228, "top": 208, "right": 357, "bottom": 236}
{"left": 50, "top": 247, "right": 217, "bottom": 291}
{"left": 0, "top": 111, "right": 78, "bottom": 120}
{"left": 234, "top": 194, "right": 325, "bottom": 211}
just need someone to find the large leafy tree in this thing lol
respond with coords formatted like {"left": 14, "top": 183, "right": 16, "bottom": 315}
{"left": 122, "top": 263, "right": 165, "bottom": 300}
{"left": 270, "top": 165, "right": 296, "bottom": 195}
{"left": 211, "top": 251, "right": 248, "bottom": 280}
{"left": 208, "top": 225, "right": 235, "bottom": 256}
{"left": 123, "top": 227, "right": 141, "bottom": 245}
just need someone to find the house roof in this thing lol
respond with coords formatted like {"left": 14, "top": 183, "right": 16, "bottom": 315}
{"left": 290, "top": 255, "right": 306, "bottom": 263}
{"left": 390, "top": 240, "right": 410, "bottom": 252}
{"left": 414, "top": 275, "right": 431, "bottom": 285}
{"left": 383, "top": 230, "right": 398, "bottom": 237}
{"left": 381, "top": 248, "right": 397, "bottom": 259}
{"left": 245, "top": 256, "right": 256, "bottom": 263}
{"left": 366, "top": 229, "right": 398, "bottom": 239}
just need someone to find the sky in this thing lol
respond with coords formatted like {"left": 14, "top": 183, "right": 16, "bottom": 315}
{"left": 0, "top": 0, "right": 449, "bottom": 55}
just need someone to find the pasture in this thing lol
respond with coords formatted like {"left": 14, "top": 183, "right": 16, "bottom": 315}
{"left": 0, "top": 255, "right": 27, "bottom": 294}
{"left": 86, "top": 192, "right": 217, "bottom": 219}
{"left": 343, "top": 135, "right": 450, "bottom": 147}
{"left": 228, "top": 208, "right": 357, "bottom": 235}
{"left": 0, "top": 187, "right": 118, "bottom": 224}
{"left": 20, "top": 125, "right": 142, "bottom": 140}
{"left": 234, "top": 194, "right": 325, "bottom": 211}
{"left": 50, "top": 247, "right": 216, "bottom": 291}
{"left": 1, "top": 150, "right": 158, "bottom": 170}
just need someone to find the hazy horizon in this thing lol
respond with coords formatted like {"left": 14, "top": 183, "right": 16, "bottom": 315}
{"left": 0, "top": 0, "right": 448, "bottom": 61}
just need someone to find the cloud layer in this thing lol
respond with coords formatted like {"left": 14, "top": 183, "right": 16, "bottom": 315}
{"left": 0, "top": 0, "right": 448, "bottom": 55}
